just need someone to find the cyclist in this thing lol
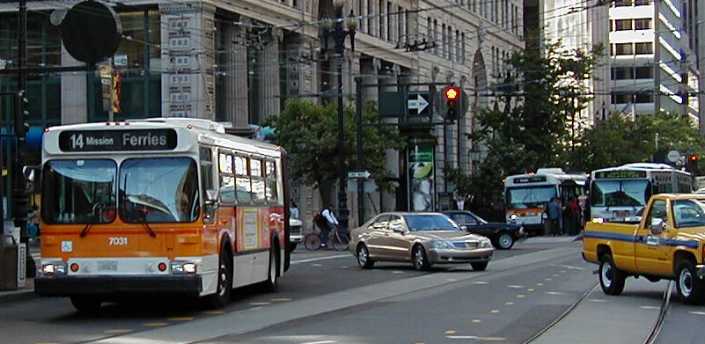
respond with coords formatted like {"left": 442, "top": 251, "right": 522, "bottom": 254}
{"left": 320, "top": 204, "right": 339, "bottom": 247}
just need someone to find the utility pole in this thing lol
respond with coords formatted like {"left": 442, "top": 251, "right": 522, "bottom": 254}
{"left": 355, "top": 78, "right": 364, "bottom": 226}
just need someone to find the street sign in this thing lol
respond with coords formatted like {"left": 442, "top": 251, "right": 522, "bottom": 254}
{"left": 667, "top": 150, "right": 681, "bottom": 163}
{"left": 407, "top": 93, "right": 431, "bottom": 116}
{"left": 348, "top": 170, "right": 371, "bottom": 179}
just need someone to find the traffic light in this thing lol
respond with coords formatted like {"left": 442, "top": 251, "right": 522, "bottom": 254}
{"left": 12, "top": 188, "right": 28, "bottom": 229}
{"left": 687, "top": 154, "right": 700, "bottom": 174}
{"left": 443, "top": 86, "right": 462, "bottom": 120}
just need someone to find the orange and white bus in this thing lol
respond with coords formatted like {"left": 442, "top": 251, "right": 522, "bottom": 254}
{"left": 34, "top": 118, "right": 290, "bottom": 312}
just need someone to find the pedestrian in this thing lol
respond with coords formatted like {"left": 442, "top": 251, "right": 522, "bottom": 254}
{"left": 319, "top": 204, "right": 339, "bottom": 247}
{"left": 289, "top": 200, "right": 300, "bottom": 220}
{"left": 548, "top": 197, "right": 562, "bottom": 236}
{"left": 567, "top": 197, "right": 580, "bottom": 235}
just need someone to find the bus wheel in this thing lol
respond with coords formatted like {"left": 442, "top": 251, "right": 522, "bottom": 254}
{"left": 207, "top": 247, "right": 233, "bottom": 309}
{"left": 70, "top": 296, "right": 102, "bottom": 314}
{"left": 264, "top": 243, "right": 280, "bottom": 292}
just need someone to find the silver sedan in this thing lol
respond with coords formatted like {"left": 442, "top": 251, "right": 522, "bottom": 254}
{"left": 349, "top": 212, "right": 494, "bottom": 271}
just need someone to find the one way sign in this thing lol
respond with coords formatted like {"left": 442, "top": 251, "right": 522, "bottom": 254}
{"left": 407, "top": 93, "right": 431, "bottom": 116}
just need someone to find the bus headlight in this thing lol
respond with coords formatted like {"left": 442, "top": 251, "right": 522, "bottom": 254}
{"left": 41, "top": 262, "right": 67, "bottom": 276}
{"left": 170, "top": 261, "right": 197, "bottom": 274}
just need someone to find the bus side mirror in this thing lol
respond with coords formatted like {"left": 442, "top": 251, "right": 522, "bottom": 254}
{"left": 205, "top": 189, "right": 218, "bottom": 205}
{"left": 22, "top": 165, "right": 40, "bottom": 192}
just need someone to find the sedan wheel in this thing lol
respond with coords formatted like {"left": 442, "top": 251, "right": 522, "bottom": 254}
{"left": 356, "top": 244, "right": 375, "bottom": 269}
{"left": 413, "top": 245, "right": 430, "bottom": 271}
{"left": 496, "top": 232, "right": 514, "bottom": 250}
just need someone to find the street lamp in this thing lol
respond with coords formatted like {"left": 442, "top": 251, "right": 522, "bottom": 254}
{"left": 322, "top": 1, "right": 356, "bottom": 228}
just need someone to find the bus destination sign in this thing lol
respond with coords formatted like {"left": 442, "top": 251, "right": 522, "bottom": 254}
{"left": 59, "top": 129, "right": 178, "bottom": 152}
{"left": 594, "top": 170, "right": 647, "bottom": 179}
{"left": 515, "top": 176, "right": 547, "bottom": 184}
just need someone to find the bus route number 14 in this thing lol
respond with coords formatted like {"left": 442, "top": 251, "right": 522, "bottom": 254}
{"left": 70, "top": 133, "right": 84, "bottom": 149}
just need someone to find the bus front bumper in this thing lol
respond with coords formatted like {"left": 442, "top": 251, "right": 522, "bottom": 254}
{"left": 35, "top": 275, "right": 202, "bottom": 297}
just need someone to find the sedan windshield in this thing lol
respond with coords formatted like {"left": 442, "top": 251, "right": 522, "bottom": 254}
{"left": 42, "top": 159, "right": 117, "bottom": 224}
{"left": 403, "top": 214, "right": 460, "bottom": 232}
{"left": 119, "top": 158, "right": 200, "bottom": 223}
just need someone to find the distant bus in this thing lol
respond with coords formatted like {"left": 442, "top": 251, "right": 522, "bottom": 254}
{"left": 34, "top": 118, "right": 290, "bottom": 312}
{"left": 589, "top": 163, "right": 692, "bottom": 222}
{"left": 504, "top": 168, "right": 587, "bottom": 235}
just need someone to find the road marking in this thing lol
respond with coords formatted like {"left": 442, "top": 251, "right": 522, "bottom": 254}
{"left": 168, "top": 317, "right": 193, "bottom": 321}
{"left": 34, "top": 342, "right": 59, "bottom": 344}
{"left": 202, "top": 310, "right": 224, "bottom": 315}
{"left": 392, "top": 271, "right": 405, "bottom": 274}
{"left": 271, "top": 298, "right": 292, "bottom": 302}
{"left": 546, "top": 291, "right": 565, "bottom": 296}
{"left": 301, "top": 341, "right": 337, "bottom": 344}
{"left": 505, "top": 302, "right": 514, "bottom": 306}
{"left": 249, "top": 302, "right": 271, "bottom": 306}
{"left": 447, "top": 278, "right": 458, "bottom": 282}
{"left": 249, "top": 306, "right": 264, "bottom": 311}
{"left": 552, "top": 274, "right": 559, "bottom": 277}
{"left": 589, "top": 299, "right": 607, "bottom": 303}
{"left": 143, "top": 322, "right": 168, "bottom": 327}
{"left": 545, "top": 278, "right": 553, "bottom": 281}
{"left": 445, "top": 330, "right": 457, "bottom": 335}
{"left": 507, "top": 285, "right": 524, "bottom": 289}
{"left": 536, "top": 283, "right": 544, "bottom": 286}
{"left": 516, "top": 294, "right": 526, "bottom": 298}
{"left": 291, "top": 254, "right": 350, "bottom": 265}
{"left": 471, "top": 281, "right": 489, "bottom": 285}
{"left": 472, "top": 319, "right": 482, "bottom": 323}
{"left": 560, "top": 270, "right": 567, "bottom": 273}
{"left": 527, "top": 288, "right": 535, "bottom": 292}
{"left": 553, "top": 264, "right": 585, "bottom": 271}
{"left": 447, "top": 335, "right": 506, "bottom": 341}
{"left": 640, "top": 306, "right": 660, "bottom": 310}
{"left": 490, "top": 309, "right": 500, "bottom": 314}
{"left": 689, "top": 311, "right": 705, "bottom": 316}
{"left": 312, "top": 264, "right": 323, "bottom": 267}
{"left": 104, "top": 329, "right": 132, "bottom": 334}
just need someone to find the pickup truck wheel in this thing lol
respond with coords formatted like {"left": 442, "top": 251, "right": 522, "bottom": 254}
{"left": 599, "top": 254, "right": 626, "bottom": 296}
{"left": 676, "top": 261, "right": 705, "bottom": 305}
{"left": 496, "top": 232, "right": 514, "bottom": 250}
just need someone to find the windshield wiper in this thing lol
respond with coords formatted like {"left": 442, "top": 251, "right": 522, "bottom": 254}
{"left": 80, "top": 223, "right": 93, "bottom": 238}
{"left": 136, "top": 212, "right": 157, "bottom": 238}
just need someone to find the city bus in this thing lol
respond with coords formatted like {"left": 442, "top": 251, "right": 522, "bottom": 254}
{"left": 589, "top": 163, "right": 692, "bottom": 222}
{"left": 33, "top": 118, "right": 290, "bottom": 312}
{"left": 504, "top": 168, "right": 587, "bottom": 235}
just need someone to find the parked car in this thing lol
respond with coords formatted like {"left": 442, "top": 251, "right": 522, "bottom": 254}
{"left": 289, "top": 217, "right": 303, "bottom": 251}
{"left": 349, "top": 212, "right": 494, "bottom": 271}
{"left": 443, "top": 210, "right": 526, "bottom": 250}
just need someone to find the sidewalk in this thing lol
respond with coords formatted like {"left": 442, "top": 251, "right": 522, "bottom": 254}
{"left": 523, "top": 235, "right": 581, "bottom": 244}
{"left": 0, "top": 278, "right": 35, "bottom": 303}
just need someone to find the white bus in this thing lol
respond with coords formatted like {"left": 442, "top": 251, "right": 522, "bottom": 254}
{"left": 504, "top": 168, "right": 587, "bottom": 235}
{"left": 34, "top": 118, "right": 291, "bottom": 312}
{"left": 589, "top": 163, "right": 693, "bottom": 223}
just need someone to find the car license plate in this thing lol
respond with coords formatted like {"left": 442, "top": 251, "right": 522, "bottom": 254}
{"left": 97, "top": 261, "right": 118, "bottom": 272}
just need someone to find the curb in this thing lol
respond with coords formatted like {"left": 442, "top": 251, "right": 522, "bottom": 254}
{"left": 0, "top": 288, "right": 36, "bottom": 304}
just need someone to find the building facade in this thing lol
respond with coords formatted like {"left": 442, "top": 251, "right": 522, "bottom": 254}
{"left": 0, "top": 0, "right": 522, "bottom": 225}
{"left": 609, "top": 0, "right": 700, "bottom": 121}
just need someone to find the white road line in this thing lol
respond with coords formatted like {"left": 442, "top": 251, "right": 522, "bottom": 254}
{"left": 545, "top": 291, "right": 565, "bottom": 295}
{"left": 301, "top": 341, "right": 337, "bottom": 344}
{"left": 689, "top": 311, "right": 705, "bottom": 316}
{"left": 639, "top": 306, "right": 660, "bottom": 310}
{"left": 589, "top": 299, "right": 607, "bottom": 303}
{"left": 291, "top": 254, "right": 351, "bottom": 265}
{"left": 471, "top": 281, "right": 489, "bottom": 285}
{"left": 507, "top": 285, "right": 525, "bottom": 289}
{"left": 447, "top": 335, "right": 506, "bottom": 341}
{"left": 552, "top": 264, "right": 585, "bottom": 271}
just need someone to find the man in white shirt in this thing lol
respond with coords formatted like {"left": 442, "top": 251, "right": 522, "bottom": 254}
{"left": 320, "top": 205, "right": 338, "bottom": 247}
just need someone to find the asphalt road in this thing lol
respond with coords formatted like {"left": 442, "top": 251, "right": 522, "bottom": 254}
{"left": 4, "top": 238, "right": 700, "bottom": 344}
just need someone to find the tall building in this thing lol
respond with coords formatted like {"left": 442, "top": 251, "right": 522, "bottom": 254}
{"left": 542, "top": 0, "right": 611, "bottom": 127}
{"left": 0, "top": 0, "right": 522, "bottom": 224}
{"left": 609, "top": 0, "right": 700, "bottom": 122}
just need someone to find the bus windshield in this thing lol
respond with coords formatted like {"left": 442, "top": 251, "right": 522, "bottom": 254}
{"left": 590, "top": 180, "right": 649, "bottom": 207}
{"left": 42, "top": 159, "right": 117, "bottom": 224}
{"left": 506, "top": 186, "right": 557, "bottom": 209}
{"left": 119, "top": 158, "right": 200, "bottom": 223}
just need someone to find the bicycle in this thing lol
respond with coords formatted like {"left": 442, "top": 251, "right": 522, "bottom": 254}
{"left": 303, "top": 225, "right": 349, "bottom": 251}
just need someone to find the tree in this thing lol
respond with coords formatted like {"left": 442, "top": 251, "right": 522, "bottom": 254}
{"left": 266, "top": 99, "right": 403, "bottom": 204}
{"left": 448, "top": 42, "right": 601, "bottom": 215}
{"left": 570, "top": 112, "right": 705, "bottom": 173}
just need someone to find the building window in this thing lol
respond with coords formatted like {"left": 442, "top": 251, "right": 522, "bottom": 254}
{"left": 386, "top": 1, "right": 391, "bottom": 41}
{"left": 635, "top": 66, "right": 653, "bottom": 79}
{"left": 615, "top": 43, "right": 633, "bottom": 55}
{"left": 614, "top": 0, "right": 632, "bottom": 6}
{"left": 614, "top": 19, "right": 633, "bottom": 31}
{"left": 611, "top": 67, "right": 634, "bottom": 80}
{"left": 442, "top": 23, "right": 447, "bottom": 57}
{"left": 433, "top": 20, "right": 438, "bottom": 55}
{"left": 367, "top": 0, "right": 373, "bottom": 34}
{"left": 634, "top": 93, "right": 654, "bottom": 103}
{"left": 635, "top": 42, "right": 653, "bottom": 54}
{"left": 634, "top": 18, "right": 652, "bottom": 30}
{"left": 379, "top": 0, "right": 384, "bottom": 39}
{"left": 634, "top": 0, "right": 652, "bottom": 5}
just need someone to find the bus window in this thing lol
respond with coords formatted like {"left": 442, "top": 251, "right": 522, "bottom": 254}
{"left": 199, "top": 147, "right": 214, "bottom": 198}
{"left": 506, "top": 186, "right": 556, "bottom": 209}
{"left": 219, "top": 152, "right": 235, "bottom": 204}
{"left": 265, "top": 160, "right": 278, "bottom": 203}
{"left": 42, "top": 159, "right": 117, "bottom": 224}
{"left": 119, "top": 157, "right": 200, "bottom": 223}
{"left": 250, "top": 159, "right": 266, "bottom": 203}
{"left": 590, "top": 179, "right": 649, "bottom": 207}
{"left": 235, "top": 156, "right": 252, "bottom": 203}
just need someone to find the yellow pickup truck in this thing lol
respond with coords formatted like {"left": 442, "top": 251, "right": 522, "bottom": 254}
{"left": 583, "top": 194, "right": 705, "bottom": 304}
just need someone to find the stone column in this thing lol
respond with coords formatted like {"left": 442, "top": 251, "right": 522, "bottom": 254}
{"left": 224, "top": 21, "right": 249, "bottom": 129}
{"left": 255, "top": 28, "right": 282, "bottom": 122}
{"left": 160, "top": 2, "right": 216, "bottom": 119}
{"left": 60, "top": 44, "right": 87, "bottom": 124}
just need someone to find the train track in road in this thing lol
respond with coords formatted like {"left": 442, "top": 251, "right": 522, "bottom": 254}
{"left": 524, "top": 280, "right": 674, "bottom": 344}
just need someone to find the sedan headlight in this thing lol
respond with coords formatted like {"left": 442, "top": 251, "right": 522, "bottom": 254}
{"left": 431, "top": 240, "right": 453, "bottom": 249}
{"left": 480, "top": 239, "right": 493, "bottom": 248}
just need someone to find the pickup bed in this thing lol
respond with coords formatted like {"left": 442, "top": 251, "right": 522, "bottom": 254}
{"left": 583, "top": 194, "right": 705, "bottom": 304}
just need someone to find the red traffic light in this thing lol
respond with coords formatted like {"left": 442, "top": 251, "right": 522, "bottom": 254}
{"left": 444, "top": 86, "right": 461, "bottom": 102}
{"left": 690, "top": 154, "right": 699, "bottom": 161}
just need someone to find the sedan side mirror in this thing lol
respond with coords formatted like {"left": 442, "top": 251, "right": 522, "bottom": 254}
{"left": 390, "top": 225, "right": 405, "bottom": 234}
{"left": 650, "top": 218, "right": 666, "bottom": 235}
{"left": 461, "top": 225, "right": 468, "bottom": 231}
